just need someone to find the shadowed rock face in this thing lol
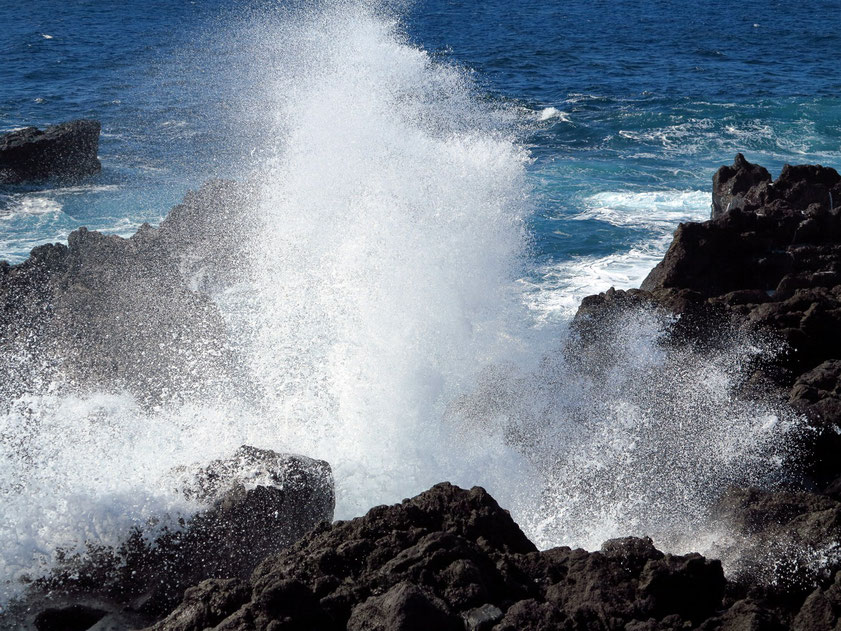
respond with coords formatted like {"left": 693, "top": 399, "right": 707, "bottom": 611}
{"left": 711, "top": 153, "right": 771, "bottom": 219}
{"left": 642, "top": 158, "right": 841, "bottom": 299}
{"left": 0, "top": 179, "right": 257, "bottom": 405}
{"left": 0, "top": 120, "right": 101, "bottom": 184}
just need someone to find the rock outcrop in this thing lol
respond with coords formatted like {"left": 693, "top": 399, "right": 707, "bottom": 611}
{"left": 0, "top": 120, "right": 101, "bottom": 184}
{"left": 576, "top": 156, "right": 841, "bottom": 488}
{"left": 148, "top": 483, "right": 735, "bottom": 631}
{"left": 0, "top": 179, "right": 256, "bottom": 404}
{"left": 5, "top": 446, "right": 334, "bottom": 630}
{"left": 571, "top": 156, "right": 841, "bottom": 629}
{"left": 711, "top": 153, "right": 771, "bottom": 218}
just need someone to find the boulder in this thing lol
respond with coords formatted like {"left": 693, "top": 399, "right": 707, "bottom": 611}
{"left": 0, "top": 120, "right": 101, "bottom": 184}
{"left": 643, "top": 158, "right": 841, "bottom": 299}
{"left": 346, "top": 582, "right": 460, "bottom": 631}
{"left": 10, "top": 447, "right": 334, "bottom": 629}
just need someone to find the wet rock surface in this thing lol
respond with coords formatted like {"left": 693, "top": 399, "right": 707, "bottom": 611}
{"left": 0, "top": 179, "right": 256, "bottom": 404}
{"left": 3, "top": 446, "right": 334, "bottom": 630}
{"left": 146, "top": 484, "right": 708, "bottom": 630}
{"left": 570, "top": 155, "right": 841, "bottom": 628}
{"left": 576, "top": 156, "right": 841, "bottom": 485}
{"left": 147, "top": 483, "right": 836, "bottom": 631}
{"left": 0, "top": 120, "right": 101, "bottom": 184}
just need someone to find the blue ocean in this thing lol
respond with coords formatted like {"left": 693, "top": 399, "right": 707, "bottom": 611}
{"left": 1, "top": 0, "right": 839, "bottom": 603}
{"left": 4, "top": 0, "right": 839, "bottom": 312}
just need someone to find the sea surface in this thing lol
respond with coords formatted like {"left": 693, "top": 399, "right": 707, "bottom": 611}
{"left": 3, "top": 0, "right": 839, "bottom": 313}
{"left": 1, "top": 0, "right": 839, "bottom": 603}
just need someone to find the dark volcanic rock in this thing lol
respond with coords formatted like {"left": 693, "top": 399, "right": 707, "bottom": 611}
{"left": 713, "top": 486, "right": 841, "bottom": 592}
{"left": 578, "top": 156, "right": 841, "bottom": 487}
{"left": 642, "top": 158, "right": 841, "bottom": 300}
{"left": 32, "top": 604, "right": 107, "bottom": 631}
{"left": 8, "top": 447, "right": 334, "bottom": 630}
{"left": 144, "top": 579, "right": 251, "bottom": 631}
{"left": 789, "top": 360, "right": 841, "bottom": 492}
{"left": 0, "top": 120, "right": 101, "bottom": 183}
{"left": 570, "top": 156, "right": 841, "bottom": 617}
{"left": 792, "top": 571, "right": 841, "bottom": 631}
{"left": 712, "top": 153, "right": 771, "bottom": 219}
{"left": 149, "top": 483, "right": 731, "bottom": 631}
{"left": 346, "top": 582, "right": 461, "bottom": 631}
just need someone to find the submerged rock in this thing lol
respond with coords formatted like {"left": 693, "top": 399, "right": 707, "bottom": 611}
{"left": 0, "top": 120, "right": 101, "bottom": 184}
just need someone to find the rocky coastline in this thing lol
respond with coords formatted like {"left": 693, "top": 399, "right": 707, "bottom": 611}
{"left": 3, "top": 131, "right": 841, "bottom": 630}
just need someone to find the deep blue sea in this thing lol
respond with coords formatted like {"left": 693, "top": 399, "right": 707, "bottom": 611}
{"left": 1, "top": 0, "right": 840, "bottom": 601}
{"left": 3, "top": 0, "right": 839, "bottom": 315}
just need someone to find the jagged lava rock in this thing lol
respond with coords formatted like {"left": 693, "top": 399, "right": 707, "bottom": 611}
{"left": 149, "top": 483, "right": 729, "bottom": 631}
{"left": 711, "top": 153, "right": 771, "bottom": 219}
{"left": 578, "top": 157, "right": 841, "bottom": 486}
{"left": 8, "top": 447, "right": 334, "bottom": 630}
{"left": 0, "top": 120, "right": 101, "bottom": 183}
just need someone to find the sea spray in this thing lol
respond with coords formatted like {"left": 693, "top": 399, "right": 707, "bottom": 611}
{"left": 0, "top": 0, "right": 805, "bottom": 605}
{"left": 243, "top": 0, "right": 540, "bottom": 519}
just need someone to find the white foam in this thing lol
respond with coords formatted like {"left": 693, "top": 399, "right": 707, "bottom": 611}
{"left": 522, "top": 188, "right": 709, "bottom": 321}
{"left": 0, "top": 393, "right": 264, "bottom": 594}
{"left": 577, "top": 189, "right": 709, "bottom": 228}
{"left": 522, "top": 239, "right": 673, "bottom": 320}
{"left": 0, "top": 195, "right": 62, "bottom": 219}
{"left": 538, "top": 107, "right": 570, "bottom": 122}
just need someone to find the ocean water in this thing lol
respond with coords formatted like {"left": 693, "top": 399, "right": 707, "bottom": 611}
{"left": 0, "top": 0, "right": 838, "bottom": 603}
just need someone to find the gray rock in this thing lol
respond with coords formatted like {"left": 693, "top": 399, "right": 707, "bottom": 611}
{"left": 461, "top": 603, "right": 503, "bottom": 631}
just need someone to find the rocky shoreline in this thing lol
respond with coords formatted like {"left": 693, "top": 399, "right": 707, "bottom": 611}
{"left": 3, "top": 142, "right": 841, "bottom": 629}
